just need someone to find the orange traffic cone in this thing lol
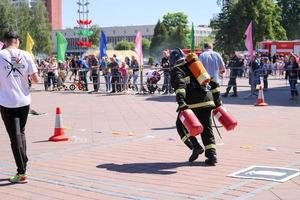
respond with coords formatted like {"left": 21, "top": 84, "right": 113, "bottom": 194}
{"left": 49, "top": 107, "right": 69, "bottom": 142}
{"left": 255, "top": 86, "right": 268, "bottom": 106}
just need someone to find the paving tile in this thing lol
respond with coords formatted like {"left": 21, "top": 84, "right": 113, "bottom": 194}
{"left": 0, "top": 78, "right": 299, "bottom": 199}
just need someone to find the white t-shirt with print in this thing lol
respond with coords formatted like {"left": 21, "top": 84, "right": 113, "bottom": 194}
{"left": 0, "top": 48, "right": 38, "bottom": 108}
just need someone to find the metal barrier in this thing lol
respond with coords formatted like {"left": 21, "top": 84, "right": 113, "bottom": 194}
{"left": 34, "top": 66, "right": 299, "bottom": 95}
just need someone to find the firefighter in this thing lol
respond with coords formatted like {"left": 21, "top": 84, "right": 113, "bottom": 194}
{"left": 170, "top": 48, "right": 221, "bottom": 165}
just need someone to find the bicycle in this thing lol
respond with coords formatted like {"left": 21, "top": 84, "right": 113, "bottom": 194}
{"left": 69, "top": 79, "right": 84, "bottom": 91}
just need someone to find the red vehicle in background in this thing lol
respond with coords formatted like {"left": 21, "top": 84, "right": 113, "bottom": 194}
{"left": 259, "top": 40, "right": 300, "bottom": 57}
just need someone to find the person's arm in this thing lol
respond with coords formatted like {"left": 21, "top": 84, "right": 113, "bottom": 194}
{"left": 171, "top": 67, "right": 187, "bottom": 112}
{"left": 30, "top": 72, "right": 40, "bottom": 83}
{"left": 26, "top": 52, "right": 40, "bottom": 83}
{"left": 217, "top": 53, "right": 225, "bottom": 74}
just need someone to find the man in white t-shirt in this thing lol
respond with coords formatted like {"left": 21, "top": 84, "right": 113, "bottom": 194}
{"left": 0, "top": 31, "right": 39, "bottom": 183}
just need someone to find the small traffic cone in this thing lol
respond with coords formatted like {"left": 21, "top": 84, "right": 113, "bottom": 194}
{"left": 49, "top": 107, "right": 69, "bottom": 142}
{"left": 255, "top": 86, "right": 268, "bottom": 106}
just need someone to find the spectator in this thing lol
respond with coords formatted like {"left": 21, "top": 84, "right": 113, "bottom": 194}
{"left": 262, "top": 57, "right": 270, "bottom": 90}
{"left": 222, "top": 53, "right": 244, "bottom": 97}
{"left": 79, "top": 56, "right": 89, "bottom": 91}
{"left": 161, "top": 50, "right": 172, "bottom": 94}
{"left": 88, "top": 54, "right": 100, "bottom": 93}
{"left": 130, "top": 55, "right": 139, "bottom": 91}
{"left": 109, "top": 57, "right": 120, "bottom": 93}
{"left": 101, "top": 57, "right": 111, "bottom": 93}
{"left": 199, "top": 43, "right": 225, "bottom": 84}
{"left": 69, "top": 56, "right": 79, "bottom": 81}
{"left": 47, "top": 57, "right": 58, "bottom": 91}
{"left": 285, "top": 54, "right": 299, "bottom": 100}
{"left": 120, "top": 61, "right": 129, "bottom": 92}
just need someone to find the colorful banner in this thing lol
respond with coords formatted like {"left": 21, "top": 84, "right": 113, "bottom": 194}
{"left": 100, "top": 31, "right": 107, "bottom": 61}
{"left": 245, "top": 21, "right": 254, "bottom": 62}
{"left": 56, "top": 32, "right": 68, "bottom": 62}
{"left": 135, "top": 31, "right": 143, "bottom": 65}
{"left": 26, "top": 33, "right": 35, "bottom": 55}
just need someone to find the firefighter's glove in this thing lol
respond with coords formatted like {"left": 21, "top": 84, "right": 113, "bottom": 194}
{"left": 214, "top": 100, "right": 222, "bottom": 108}
{"left": 176, "top": 102, "right": 188, "bottom": 112}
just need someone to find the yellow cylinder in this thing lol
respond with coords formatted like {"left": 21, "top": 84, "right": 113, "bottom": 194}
{"left": 186, "top": 53, "right": 210, "bottom": 86}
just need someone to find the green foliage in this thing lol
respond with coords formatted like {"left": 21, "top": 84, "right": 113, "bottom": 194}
{"left": 150, "top": 20, "right": 169, "bottom": 58}
{"left": 198, "top": 35, "right": 216, "bottom": 50}
{"left": 0, "top": 0, "right": 17, "bottom": 36}
{"left": 0, "top": 0, "right": 51, "bottom": 54}
{"left": 114, "top": 40, "right": 135, "bottom": 50}
{"left": 29, "top": 0, "right": 52, "bottom": 54}
{"left": 212, "top": 0, "right": 287, "bottom": 55}
{"left": 89, "top": 25, "right": 101, "bottom": 47}
{"left": 150, "top": 13, "right": 190, "bottom": 59}
{"left": 162, "top": 12, "right": 189, "bottom": 49}
{"left": 142, "top": 38, "right": 151, "bottom": 56}
{"left": 277, "top": 0, "right": 300, "bottom": 40}
{"left": 148, "top": 57, "right": 154, "bottom": 65}
{"left": 168, "top": 25, "right": 188, "bottom": 49}
{"left": 162, "top": 12, "right": 189, "bottom": 35}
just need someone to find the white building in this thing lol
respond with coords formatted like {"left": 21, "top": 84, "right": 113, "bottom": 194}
{"left": 51, "top": 24, "right": 213, "bottom": 54}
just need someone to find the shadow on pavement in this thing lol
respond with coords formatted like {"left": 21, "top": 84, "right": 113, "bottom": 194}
{"left": 221, "top": 86, "right": 300, "bottom": 107}
{"left": 0, "top": 178, "right": 15, "bottom": 187}
{"left": 145, "top": 95, "right": 176, "bottom": 103}
{"left": 32, "top": 140, "right": 49, "bottom": 143}
{"left": 151, "top": 126, "right": 176, "bottom": 130}
{"left": 97, "top": 161, "right": 211, "bottom": 175}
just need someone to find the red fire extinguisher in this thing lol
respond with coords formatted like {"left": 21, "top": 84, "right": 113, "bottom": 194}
{"left": 212, "top": 106, "right": 237, "bottom": 131}
{"left": 179, "top": 109, "right": 204, "bottom": 136}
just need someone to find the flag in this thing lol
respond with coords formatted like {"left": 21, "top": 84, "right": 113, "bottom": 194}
{"left": 0, "top": 41, "right": 4, "bottom": 50}
{"left": 26, "top": 33, "right": 35, "bottom": 55}
{"left": 56, "top": 32, "right": 68, "bottom": 63}
{"left": 135, "top": 31, "right": 143, "bottom": 65}
{"left": 100, "top": 31, "right": 107, "bottom": 61}
{"left": 190, "top": 23, "right": 195, "bottom": 52}
{"left": 245, "top": 21, "right": 254, "bottom": 62}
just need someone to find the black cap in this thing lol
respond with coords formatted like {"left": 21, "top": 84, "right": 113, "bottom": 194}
{"left": 3, "top": 31, "right": 20, "bottom": 41}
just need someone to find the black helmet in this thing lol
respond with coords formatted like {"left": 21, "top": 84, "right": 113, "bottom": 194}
{"left": 169, "top": 48, "right": 185, "bottom": 66}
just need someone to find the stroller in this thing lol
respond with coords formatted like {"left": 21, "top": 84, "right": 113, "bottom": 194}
{"left": 145, "top": 69, "right": 162, "bottom": 94}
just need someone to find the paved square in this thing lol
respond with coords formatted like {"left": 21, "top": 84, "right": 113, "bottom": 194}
{"left": 0, "top": 78, "right": 300, "bottom": 200}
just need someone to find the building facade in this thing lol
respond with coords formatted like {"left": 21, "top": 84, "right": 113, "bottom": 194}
{"left": 51, "top": 24, "right": 213, "bottom": 54}
{"left": 45, "top": 0, "right": 62, "bottom": 30}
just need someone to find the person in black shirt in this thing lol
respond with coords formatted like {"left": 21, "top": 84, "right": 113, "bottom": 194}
{"left": 222, "top": 53, "right": 244, "bottom": 97}
{"left": 285, "top": 54, "right": 299, "bottom": 100}
{"left": 161, "top": 50, "right": 172, "bottom": 94}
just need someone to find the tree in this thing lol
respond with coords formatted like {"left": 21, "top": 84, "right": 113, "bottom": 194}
{"left": 277, "top": 0, "right": 300, "bottom": 40}
{"left": 210, "top": 0, "right": 239, "bottom": 54}
{"left": 168, "top": 25, "right": 188, "bottom": 49}
{"left": 89, "top": 25, "right": 101, "bottom": 47}
{"left": 0, "top": 0, "right": 17, "bottom": 38}
{"left": 150, "top": 20, "right": 168, "bottom": 58}
{"left": 0, "top": 0, "right": 52, "bottom": 54}
{"left": 198, "top": 35, "right": 215, "bottom": 50}
{"left": 29, "top": 0, "right": 52, "bottom": 54}
{"left": 212, "top": 0, "right": 287, "bottom": 55}
{"left": 114, "top": 40, "right": 135, "bottom": 50}
{"left": 142, "top": 38, "right": 151, "bottom": 56}
{"left": 162, "top": 12, "right": 190, "bottom": 50}
{"left": 162, "top": 12, "right": 189, "bottom": 35}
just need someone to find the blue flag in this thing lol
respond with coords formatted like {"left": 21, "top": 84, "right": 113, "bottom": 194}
{"left": 100, "top": 31, "right": 107, "bottom": 62}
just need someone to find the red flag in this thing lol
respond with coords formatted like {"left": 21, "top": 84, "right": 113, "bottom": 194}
{"left": 135, "top": 31, "right": 143, "bottom": 65}
{"left": 245, "top": 21, "right": 254, "bottom": 62}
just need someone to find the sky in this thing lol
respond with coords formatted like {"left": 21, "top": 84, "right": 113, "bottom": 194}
{"left": 62, "top": 0, "right": 221, "bottom": 28}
